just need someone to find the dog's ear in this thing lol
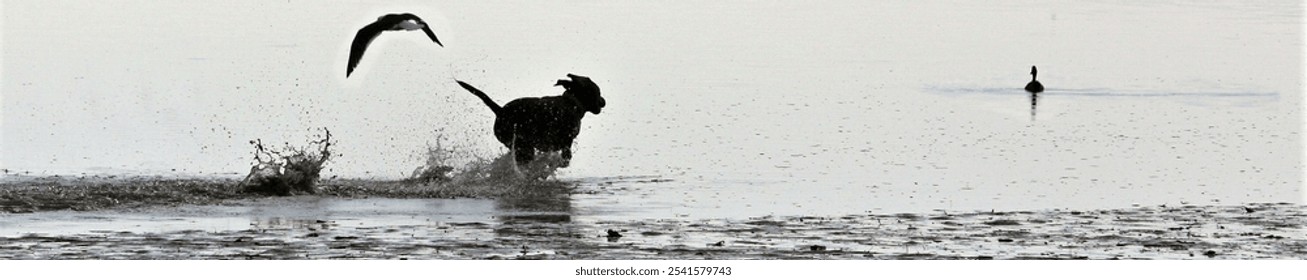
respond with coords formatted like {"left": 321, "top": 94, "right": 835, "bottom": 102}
{"left": 555, "top": 79, "right": 574, "bottom": 90}
{"left": 566, "top": 74, "right": 592, "bottom": 83}
{"left": 565, "top": 74, "right": 597, "bottom": 89}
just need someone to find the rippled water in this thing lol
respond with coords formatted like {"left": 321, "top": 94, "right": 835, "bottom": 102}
{"left": 2, "top": 0, "right": 1303, "bottom": 218}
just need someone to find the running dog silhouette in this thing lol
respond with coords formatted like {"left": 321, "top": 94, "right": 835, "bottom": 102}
{"left": 456, "top": 74, "right": 605, "bottom": 169}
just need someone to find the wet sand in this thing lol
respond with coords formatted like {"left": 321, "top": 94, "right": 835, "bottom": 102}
{"left": 2, "top": 196, "right": 1302, "bottom": 259}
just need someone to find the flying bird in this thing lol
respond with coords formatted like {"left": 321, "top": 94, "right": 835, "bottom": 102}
{"left": 346, "top": 13, "right": 443, "bottom": 77}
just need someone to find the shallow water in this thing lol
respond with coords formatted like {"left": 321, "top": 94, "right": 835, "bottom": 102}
{"left": 2, "top": 0, "right": 1303, "bottom": 220}
{"left": 3, "top": 201, "right": 1303, "bottom": 259}
{"left": 0, "top": 197, "right": 497, "bottom": 236}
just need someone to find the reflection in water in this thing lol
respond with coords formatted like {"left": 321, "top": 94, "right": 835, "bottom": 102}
{"left": 251, "top": 217, "right": 332, "bottom": 231}
{"left": 490, "top": 190, "right": 582, "bottom": 244}
{"left": 1030, "top": 91, "right": 1039, "bottom": 121}
{"left": 1025, "top": 65, "right": 1045, "bottom": 121}
{"left": 494, "top": 194, "right": 573, "bottom": 223}
{"left": 237, "top": 197, "right": 498, "bottom": 232}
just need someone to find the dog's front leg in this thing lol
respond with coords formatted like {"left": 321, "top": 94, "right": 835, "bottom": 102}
{"left": 514, "top": 145, "right": 536, "bottom": 167}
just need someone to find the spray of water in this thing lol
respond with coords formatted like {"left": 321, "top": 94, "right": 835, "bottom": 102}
{"left": 411, "top": 142, "right": 566, "bottom": 183}
{"left": 406, "top": 132, "right": 571, "bottom": 198}
{"left": 242, "top": 128, "right": 335, "bottom": 195}
{"left": 408, "top": 137, "right": 459, "bottom": 183}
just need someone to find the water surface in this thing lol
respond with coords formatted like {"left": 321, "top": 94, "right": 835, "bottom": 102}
{"left": 2, "top": 0, "right": 1302, "bottom": 218}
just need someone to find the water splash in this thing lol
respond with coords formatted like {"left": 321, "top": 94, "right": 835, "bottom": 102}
{"left": 408, "top": 138, "right": 459, "bottom": 183}
{"left": 411, "top": 141, "right": 567, "bottom": 186}
{"left": 242, "top": 128, "right": 335, "bottom": 195}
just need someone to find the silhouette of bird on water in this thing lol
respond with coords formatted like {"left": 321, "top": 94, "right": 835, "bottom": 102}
{"left": 346, "top": 13, "right": 443, "bottom": 77}
{"left": 1025, "top": 65, "right": 1044, "bottom": 94}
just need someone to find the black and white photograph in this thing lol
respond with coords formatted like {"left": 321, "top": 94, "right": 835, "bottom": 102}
{"left": 1, "top": 0, "right": 1303, "bottom": 275}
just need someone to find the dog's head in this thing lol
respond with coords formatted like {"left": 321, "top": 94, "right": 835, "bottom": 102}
{"left": 556, "top": 73, "right": 605, "bottom": 114}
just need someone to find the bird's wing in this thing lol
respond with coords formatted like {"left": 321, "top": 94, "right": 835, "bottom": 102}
{"left": 421, "top": 25, "right": 442, "bottom": 47}
{"left": 394, "top": 13, "right": 422, "bottom": 22}
{"left": 394, "top": 13, "right": 441, "bottom": 46}
{"left": 347, "top": 22, "right": 386, "bottom": 77}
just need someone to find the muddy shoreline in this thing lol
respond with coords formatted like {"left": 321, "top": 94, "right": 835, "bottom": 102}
{"left": 3, "top": 204, "right": 1303, "bottom": 259}
{"left": 2, "top": 177, "right": 1304, "bottom": 259}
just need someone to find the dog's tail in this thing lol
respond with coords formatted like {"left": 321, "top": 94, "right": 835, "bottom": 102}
{"left": 456, "top": 80, "right": 502, "bottom": 116}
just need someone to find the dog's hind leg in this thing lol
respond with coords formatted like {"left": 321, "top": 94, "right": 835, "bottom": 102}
{"left": 559, "top": 145, "right": 572, "bottom": 168}
{"left": 508, "top": 131, "right": 535, "bottom": 167}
